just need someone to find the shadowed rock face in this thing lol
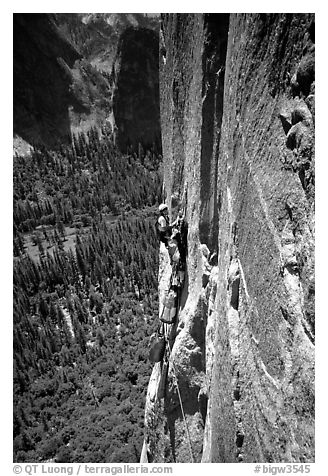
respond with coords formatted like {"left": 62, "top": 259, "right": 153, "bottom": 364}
{"left": 112, "top": 28, "right": 161, "bottom": 153}
{"left": 142, "top": 13, "right": 314, "bottom": 464}
{"left": 14, "top": 14, "right": 160, "bottom": 151}
{"left": 55, "top": 13, "right": 159, "bottom": 74}
{"left": 13, "top": 14, "right": 83, "bottom": 147}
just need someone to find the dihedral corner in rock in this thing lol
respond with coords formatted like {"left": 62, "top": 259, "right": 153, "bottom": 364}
{"left": 142, "top": 13, "right": 315, "bottom": 464}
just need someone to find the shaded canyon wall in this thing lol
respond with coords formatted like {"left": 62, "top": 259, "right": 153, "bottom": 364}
{"left": 14, "top": 14, "right": 82, "bottom": 148}
{"left": 112, "top": 27, "right": 161, "bottom": 153}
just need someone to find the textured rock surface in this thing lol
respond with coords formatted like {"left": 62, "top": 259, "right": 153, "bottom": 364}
{"left": 142, "top": 13, "right": 314, "bottom": 463}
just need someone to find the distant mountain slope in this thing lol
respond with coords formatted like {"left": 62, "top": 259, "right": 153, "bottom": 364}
{"left": 14, "top": 13, "right": 81, "bottom": 148}
{"left": 13, "top": 13, "right": 160, "bottom": 151}
{"left": 55, "top": 13, "right": 159, "bottom": 73}
{"left": 14, "top": 13, "right": 113, "bottom": 149}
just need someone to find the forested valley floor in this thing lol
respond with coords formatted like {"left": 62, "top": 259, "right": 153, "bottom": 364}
{"left": 13, "top": 127, "right": 163, "bottom": 462}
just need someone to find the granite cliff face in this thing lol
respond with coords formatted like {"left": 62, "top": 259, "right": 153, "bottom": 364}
{"left": 142, "top": 13, "right": 315, "bottom": 463}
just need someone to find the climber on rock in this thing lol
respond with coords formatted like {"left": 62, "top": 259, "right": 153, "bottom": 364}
{"left": 156, "top": 204, "right": 183, "bottom": 246}
{"left": 156, "top": 204, "right": 188, "bottom": 285}
{"left": 169, "top": 209, "right": 187, "bottom": 276}
{"left": 156, "top": 203, "right": 172, "bottom": 247}
{"left": 200, "top": 243, "right": 212, "bottom": 287}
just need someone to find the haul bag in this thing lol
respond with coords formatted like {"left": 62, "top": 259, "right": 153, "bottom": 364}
{"left": 160, "top": 290, "right": 177, "bottom": 324}
{"left": 157, "top": 360, "right": 169, "bottom": 399}
{"left": 149, "top": 335, "right": 166, "bottom": 362}
{"left": 168, "top": 240, "right": 180, "bottom": 263}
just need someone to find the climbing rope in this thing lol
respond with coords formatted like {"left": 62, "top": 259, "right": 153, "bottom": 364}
{"left": 166, "top": 337, "right": 195, "bottom": 463}
{"left": 156, "top": 221, "right": 195, "bottom": 462}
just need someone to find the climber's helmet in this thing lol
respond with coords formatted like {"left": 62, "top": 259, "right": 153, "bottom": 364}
{"left": 159, "top": 203, "right": 168, "bottom": 213}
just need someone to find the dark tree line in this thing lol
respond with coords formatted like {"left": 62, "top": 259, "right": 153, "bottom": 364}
{"left": 13, "top": 129, "right": 163, "bottom": 463}
{"left": 14, "top": 125, "right": 162, "bottom": 239}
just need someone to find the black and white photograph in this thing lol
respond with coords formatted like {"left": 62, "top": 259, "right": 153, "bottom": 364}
{"left": 11, "top": 5, "right": 318, "bottom": 471}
